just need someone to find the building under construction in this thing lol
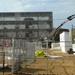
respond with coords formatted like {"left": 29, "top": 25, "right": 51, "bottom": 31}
{"left": 0, "top": 12, "right": 53, "bottom": 42}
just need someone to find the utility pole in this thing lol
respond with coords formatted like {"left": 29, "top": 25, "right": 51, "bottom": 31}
{"left": 72, "top": 25, "right": 73, "bottom": 43}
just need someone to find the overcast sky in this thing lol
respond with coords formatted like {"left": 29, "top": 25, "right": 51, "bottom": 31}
{"left": 0, "top": 0, "right": 75, "bottom": 29}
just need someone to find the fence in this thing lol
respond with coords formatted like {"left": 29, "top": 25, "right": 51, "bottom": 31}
{"left": 1, "top": 39, "right": 75, "bottom": 75}
{"left": 0, "top": 39, "right": 35, "bottom": 75}
{"left": 12, "top": 39, "right": 35, "bottom": 73}
{"left": 23, "top": 40, "right": 75, "bottom": 75}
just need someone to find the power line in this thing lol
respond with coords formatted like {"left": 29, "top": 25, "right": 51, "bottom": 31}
{"left": 53, "top": 19, "right": 66, "bottom": 20}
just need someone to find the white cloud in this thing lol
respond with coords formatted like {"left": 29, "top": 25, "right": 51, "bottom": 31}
{"left": 0, "top": 0, "right": 75, "bottom": 29}
{"left": 0, "top": 0, "right": 74, "bottom": 14}
{"left": 0, "top": 0, "right": 24, "bottom": 12}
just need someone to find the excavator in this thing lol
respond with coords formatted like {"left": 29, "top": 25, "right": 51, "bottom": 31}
{"left": 43, "top": 14, "right": 75, "bottom": 41}
{"left": 39, "top": 14, "right": 75, "bottom": 48}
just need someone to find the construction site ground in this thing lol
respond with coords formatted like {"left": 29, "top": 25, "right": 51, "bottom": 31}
{"left": 21, "top": 49, "right": 75, "bottom": 75}
{"left": 0, "top": 49, "right": 75, "bottom": 75}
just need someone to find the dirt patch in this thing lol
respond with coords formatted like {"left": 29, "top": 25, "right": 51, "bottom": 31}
{"left": 0, "top": 49, "right": 75, "bottom": 75}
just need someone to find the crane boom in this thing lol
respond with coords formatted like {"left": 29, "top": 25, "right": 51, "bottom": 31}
{"left": 46, "top": 14, "right": 75, "bottom": 40}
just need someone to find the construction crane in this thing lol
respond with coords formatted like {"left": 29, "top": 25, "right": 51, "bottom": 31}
{"left": 43, "top": 14, "right": 75, "bottom": 41}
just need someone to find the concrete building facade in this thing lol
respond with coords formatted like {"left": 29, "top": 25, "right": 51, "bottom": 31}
{"left": 0, "top": 12, "right": 53, "bottom": 41}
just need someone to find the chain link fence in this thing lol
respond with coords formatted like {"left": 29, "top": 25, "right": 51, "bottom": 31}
{"left": 0, "top": 39, "right": 35, "bottom": 75}
{"left": 0, "top": 39, "right": 75, "bottom": 75}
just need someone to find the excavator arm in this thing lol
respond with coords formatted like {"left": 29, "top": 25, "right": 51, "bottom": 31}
{"left": 45, "top": 14, "right": 75, "bottom": 41}
{"left": 67, "top": 14, "right": 75, "bottom": 20}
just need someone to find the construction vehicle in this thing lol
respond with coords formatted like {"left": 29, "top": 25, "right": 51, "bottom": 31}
{"left": 39, "top": 14, "right": 75, "bottom": 48}
{"left": 43, "top": 14, "right": 75, "bottom": 41}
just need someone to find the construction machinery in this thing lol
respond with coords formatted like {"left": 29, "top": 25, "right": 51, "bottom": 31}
{"left": 44, "top": 14, "right": 75, "bottom": 41}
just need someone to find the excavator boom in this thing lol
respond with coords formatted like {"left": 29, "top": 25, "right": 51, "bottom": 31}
{"left": 46, "top": 14, "right": 75, "bottom": 40}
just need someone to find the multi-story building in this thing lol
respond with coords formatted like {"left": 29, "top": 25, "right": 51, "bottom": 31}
{"left": 0, "top": 12, "right": 53, "bottom": 41}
